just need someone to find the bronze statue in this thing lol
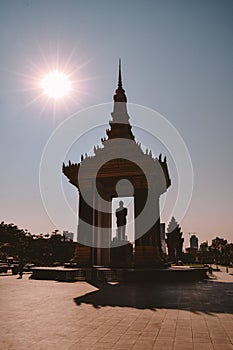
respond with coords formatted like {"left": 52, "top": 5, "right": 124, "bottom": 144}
{"left": 115, "top": 201, "right": 128, "bottom": 240}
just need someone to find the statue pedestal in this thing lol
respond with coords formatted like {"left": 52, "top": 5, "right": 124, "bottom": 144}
{"left": 110, "top": 239, "right": 133, "bottom": 267}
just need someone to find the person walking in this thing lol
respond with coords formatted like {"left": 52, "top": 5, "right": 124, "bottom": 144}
{"left": 17, "top": 261, "right": 24, "bottom": 279}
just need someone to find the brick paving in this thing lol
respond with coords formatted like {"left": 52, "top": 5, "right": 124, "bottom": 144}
{"left": 0, "top": 271, "right": 233, "bottom": 350}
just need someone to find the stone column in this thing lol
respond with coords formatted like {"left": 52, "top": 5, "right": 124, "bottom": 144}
{"left": 134, "top": 189, "right": 163, "bottom": 267}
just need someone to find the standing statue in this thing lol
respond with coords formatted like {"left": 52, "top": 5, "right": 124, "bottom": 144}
{"left": 115, "top": 201, "right": 128, "bottom": 240}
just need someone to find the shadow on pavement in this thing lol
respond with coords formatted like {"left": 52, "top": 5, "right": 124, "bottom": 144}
{"left": 74, "top": 280, "right": 233, "bottom": 313}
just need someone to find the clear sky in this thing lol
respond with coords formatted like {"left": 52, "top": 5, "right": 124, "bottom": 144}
{"left": 0, "top": 0, "right": 233, "bottom": 247}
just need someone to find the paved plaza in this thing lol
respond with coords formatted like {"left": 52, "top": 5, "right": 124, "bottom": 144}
{"left": 1, "top": 270, "right": 233, "bottom": 350}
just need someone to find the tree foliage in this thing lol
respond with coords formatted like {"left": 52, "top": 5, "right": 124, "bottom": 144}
{"left": 0, "top": 222, "right": 75, "bottom": 266}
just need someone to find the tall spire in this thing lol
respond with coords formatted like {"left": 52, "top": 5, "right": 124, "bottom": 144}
{"left": 107, "top": 60, "right": 134, "bottom": 139}
{"left": 118, "top": 58, "right": 122, "bottom": 88}
{"left": 114, "top": 59, "right": 127, "bottom": 102}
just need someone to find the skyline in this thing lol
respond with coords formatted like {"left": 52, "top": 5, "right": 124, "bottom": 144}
{"left": 0, "top": 0, "right": 233, "bottom": 248}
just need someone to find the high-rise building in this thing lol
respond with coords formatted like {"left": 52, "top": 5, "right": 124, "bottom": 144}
{"left": 190, "top": 234, "right": 198, "bottom": 249}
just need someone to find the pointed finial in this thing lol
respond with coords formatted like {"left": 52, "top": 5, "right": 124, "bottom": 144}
{"left": 113, "top": 58, "right": 127, "bottom": 103}
{"left": 118, "top": 58, "right": 122, "bottom": 88}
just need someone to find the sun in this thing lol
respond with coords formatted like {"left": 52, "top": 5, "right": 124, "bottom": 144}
{"left": 40, "top": 70, "right": 72, "bottom": 99}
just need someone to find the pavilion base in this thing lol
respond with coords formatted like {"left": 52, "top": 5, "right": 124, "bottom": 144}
{"left": 30, "top": 266, "right": 209, "bottom": 282}
{"left": 74, "top": 245, "right": 92, "bottom": 267}
{"left": 134, "top": 246, "right": 165, "bottom": 268}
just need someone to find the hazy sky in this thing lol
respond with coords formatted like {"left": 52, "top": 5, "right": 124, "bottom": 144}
{"left": 1, "top": 0, "right": 233, "bottom": 247}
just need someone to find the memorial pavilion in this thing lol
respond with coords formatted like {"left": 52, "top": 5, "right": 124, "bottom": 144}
{"left": 63, "top": 61, "right": 171, "bottom": 268}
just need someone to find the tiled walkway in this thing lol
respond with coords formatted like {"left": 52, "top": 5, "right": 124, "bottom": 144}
{"left": 0, "top": 271, "right": 233, "bottom": 350}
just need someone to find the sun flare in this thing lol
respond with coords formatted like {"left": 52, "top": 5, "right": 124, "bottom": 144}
{"left": 40, "top": 71, "right": 72, "bottom": 99}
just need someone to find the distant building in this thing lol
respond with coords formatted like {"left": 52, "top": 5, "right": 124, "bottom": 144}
{"left": 160, "top": 223, "right": 166, "bottom": 254}
{"left": 200, "top": 241, "right": 208, "bottom": 252}
{"left": 212, "top": 237, "right": 227, "bottom": 249}
{"left": 190, "top": 234, "right": 198, "bottom": 249}
{"left": 63, "top": 231, "right": 74, "bottom": 242}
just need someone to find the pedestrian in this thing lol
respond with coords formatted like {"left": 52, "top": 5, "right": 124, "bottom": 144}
{"left": 17, "top": 261, "right": 24, "bottom": 279}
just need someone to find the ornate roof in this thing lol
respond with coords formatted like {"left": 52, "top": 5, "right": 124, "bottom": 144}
{"left": 63, "top": 61, "right": 171, "bottom": 195}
